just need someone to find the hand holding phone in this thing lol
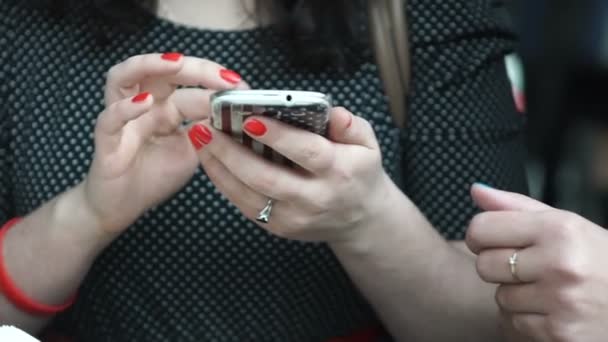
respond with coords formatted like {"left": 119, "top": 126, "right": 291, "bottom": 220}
{"left": 210, "top": 90, "right": 332, "bottom": 163}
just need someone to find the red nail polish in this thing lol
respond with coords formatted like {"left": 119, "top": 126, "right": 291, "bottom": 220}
{"left": 244, "top": 119, "right": 267, "bottom": 136}
{"left": 220, "top": 69, "right": 242, "bottom": 84}
{"left": 188, "top": 128, "right": 204, "bottom": 150}
{"left": 161, "top": 52, "right": 183, "bottom": 62}
{"left": 132, "top": 92, "right": 150, "bottom": 103}
{"left": 193, "top": 125, "right": 213, "bottom": 144}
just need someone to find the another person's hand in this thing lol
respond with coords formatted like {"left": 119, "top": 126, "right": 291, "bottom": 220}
{"left": 84, "top": 53, "right": 246, "bottom": 234}
{"left": 466, "top": 184, "right": 608, "bottom": 342}
{"left": 188, "top": 107, "right": 394, "bottom": 242}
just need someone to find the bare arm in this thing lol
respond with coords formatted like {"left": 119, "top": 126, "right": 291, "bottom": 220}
{"left": 0, "top": 183, "right": 113, "bottom": 333}
{"left": 0, "top": 52, "right": 242, "bottom": 334}
{"left": 330, "top": 178, "right": 502, "bottom": 342}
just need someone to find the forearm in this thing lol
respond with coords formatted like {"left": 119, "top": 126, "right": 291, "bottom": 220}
{"left": 330, "top": 179, "right": 503, "bottom": 342}
{"left": 0, "top": 183, "right": 115, "bottom": 333}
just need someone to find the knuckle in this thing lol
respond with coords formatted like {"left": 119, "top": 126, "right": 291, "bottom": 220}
{"left": 546, "top": 317, "right": 574, "bottom": 342}
{"left": 124, "top": 55, "right": 141, "bottom": 67}
{"left": 554, "top": 288, "right": 579, "bottom": 311}
{"left": 106, "top": 100, "right": 125, "bottom": 116}
{"left": 466, "top": 214, "right": 488, "bottom": 248}
{"left": 106, "top": 65, "right": 120, "bottom": 81}
{"left": 298, "top": 141, "right": 333, "bottom": 171}
{"left": 475, "top": 253, "right": 493, "bottom": 281}
{"left": 311, "top": 192, "right": 333, "bottom": 213}
{"left": 494, "top": 287, "right": 507, "bottom": 307}
{"left": 360, "top": 117, "right": 373, "bottom": 131}
{"left": 551, "top": 254, "right": 586, "bottom": 283}
{"left": 331, "top": 164, "right": 355, "bottom": 184}
{"left": 510, "top": 315, "right": 524, "bottom": 332}
{"left": 548, "top": 211, "right": 581, "bottom": 241}
{"left": 249, "top": 169, "right": 277, "bottom": 195}
{"left": 116, "top": 57, "right": 137, "bottom": 76}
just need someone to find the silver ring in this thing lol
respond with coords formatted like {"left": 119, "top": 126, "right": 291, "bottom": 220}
{"left": 256, "top": 199, "right": 274, "bottom": 223}
{"left": 509, "top": 251, "right": 521, "bottom": 281}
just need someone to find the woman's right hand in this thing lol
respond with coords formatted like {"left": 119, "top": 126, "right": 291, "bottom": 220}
{"left": 82, "top": 53, "right": 246, "bottom": 235}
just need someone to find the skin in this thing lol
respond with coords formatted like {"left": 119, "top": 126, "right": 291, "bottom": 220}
{"left": 2, "top": 2, "right": 527, "bottom": 341}
{"left": 188, "top": 114, "right": 508, "bottom": 342}
{"left": 467, "top": 185, "right": 608, "bottom": 342}
{"left": 0, "top": 52, "right": 248, "bottom": 332}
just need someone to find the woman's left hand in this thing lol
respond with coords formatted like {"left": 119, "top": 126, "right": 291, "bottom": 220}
{"left": 466, "top": 184, "right": 608, "bottom": 342}
{"left": 188, "top": 107, "right": 393, "bottom": 242}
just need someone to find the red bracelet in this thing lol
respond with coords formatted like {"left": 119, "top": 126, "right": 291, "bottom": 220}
{"left": 0, "top": 217, "right": 76, "bottom": 315}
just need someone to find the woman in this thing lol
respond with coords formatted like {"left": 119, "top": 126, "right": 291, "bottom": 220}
{"left": 0, "top": 0, "right": 526, "bottom": 340}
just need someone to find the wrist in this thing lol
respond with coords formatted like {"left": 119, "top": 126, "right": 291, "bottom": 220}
{"left": 330, "top": 174, "right": 405, "bottom": 253}
{"left": 51, "top": 182, "right": 120, "bottom": 252}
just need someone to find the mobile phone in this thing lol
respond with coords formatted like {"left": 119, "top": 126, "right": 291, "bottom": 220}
{"left": 210, "top": 90, "right": 332, "bottom": 163}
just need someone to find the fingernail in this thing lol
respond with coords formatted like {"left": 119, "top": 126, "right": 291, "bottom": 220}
{"left": 188, "top": 128, "right": 204, "bottom": 150}
{"left": 188, "top": 125, "right": 212, "bottom": 150}
{"left": 161, "top": 52, "right": 183, "bottom": 62}
{"left": 132, "top": 92, "right": 150, "bottom": 103}
{"left": 220, "top": 69, "right": 242, "bottom": 84}
{"left": 190, "top": 124, "right": 213, "bottom": 146}
{"left": 244, "top": 119, "right": 267, "bottom": 136}
{"left": 475, "top": 183, "right": 494, "bottom": 189}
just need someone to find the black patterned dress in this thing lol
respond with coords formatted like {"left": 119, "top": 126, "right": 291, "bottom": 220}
{"left": 0, "top": 1, "right": 527, "bottom": 341}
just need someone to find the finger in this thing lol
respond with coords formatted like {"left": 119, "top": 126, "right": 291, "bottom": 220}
{"left": 188, "top": 122, "right": 310, "bottom": 201}
{"left": 167, "top": 57, "right": 246, "bottom": 89}
{"left": 500, "top": 311, "right": 536, "bottom": 342}
{"left": 105, "top": 53, "right": 185, "bottom": 103}
{"left": 170, "top": 88, "right": 216, "bottom": 122}
{"left": 471, "top": 184, "right": 553, "bottom": 212}
{"left": 199, "top": 149, "right": 296, "bottom": 234}
{"left": 476, "top": 247, "right": 542, "bottom": 283}
{"left": 96, "top": 92, "right": 154, "bottom": 136}
{"left": 466, "top": 211, "right": 541, "bottom": 254}
{"left": 496, "top": 284, "right": 548, "bottom": 314}
{"left": 241, "top": 116, "right": 336, "bottom": 174}
{"left": 511, "top": 314, "right": 552, "bottom": 342}
{"left": 198, "top": 148, "right": 268, "bottom": 219}
{"left": 327, "top": 107, "right": 379, "bottom": 149}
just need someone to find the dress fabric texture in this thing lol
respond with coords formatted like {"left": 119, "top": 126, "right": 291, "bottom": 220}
{"left": 0, "top": 0, "right": 527, "bottom": 341}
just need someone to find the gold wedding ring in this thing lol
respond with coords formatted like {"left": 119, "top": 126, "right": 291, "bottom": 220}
{"left": 508, "top": 251, "right": 521, "bottom": 282}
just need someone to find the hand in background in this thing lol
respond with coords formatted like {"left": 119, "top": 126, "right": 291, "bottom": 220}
{"left": 467, "top": 184, "right": 608, "bottom": 342}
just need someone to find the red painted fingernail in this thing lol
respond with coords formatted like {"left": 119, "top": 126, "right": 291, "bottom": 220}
{"left": 220, "top": 69, "right": 242, "bottom": 84}
{"left": 161, "top": 52, "right": 183, "bottom": 62}
{"left": 190, "top": 124, "right": 213, "bottom": 146}
{"left": 188, "top": 128, "right": 204, "bottom": 150}
{"left": 244, "top": 119, "right": 267, "bottom": 136}
{"left": 188, "top": 125, "right": 212, "bottom": 150}
{"left": 132, "top": 92, "right": 150, "bottom": 103}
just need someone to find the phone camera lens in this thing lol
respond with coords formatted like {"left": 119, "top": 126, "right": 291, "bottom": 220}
{"left": 286, "top": 95, "right": 292, "bottom": 102}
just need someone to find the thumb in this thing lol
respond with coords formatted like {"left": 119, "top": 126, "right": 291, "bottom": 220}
{"left": 327, "top": 107, "right": 379, "bottom": 149}
{"left": 471, "top": 183, "right": 552, "bottom": 212}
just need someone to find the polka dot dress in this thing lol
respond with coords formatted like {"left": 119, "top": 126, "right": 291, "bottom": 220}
{"left": 0, "top": 1, "right": 527, "bottom": 341}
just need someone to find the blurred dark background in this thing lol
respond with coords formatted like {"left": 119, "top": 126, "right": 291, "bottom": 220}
{"left": 504, "top": 0, "right": 608, "bottom": 226}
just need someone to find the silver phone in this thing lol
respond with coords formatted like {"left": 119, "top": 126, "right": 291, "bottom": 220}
{"left": 210, "top": 90, "right": 332, "bottom": 163}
